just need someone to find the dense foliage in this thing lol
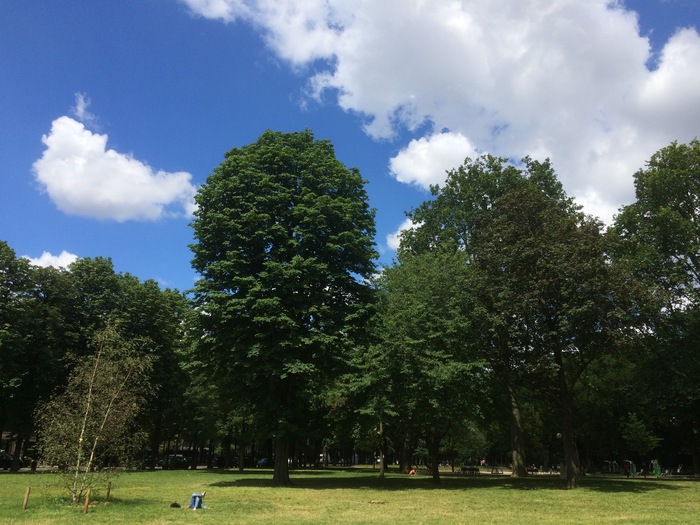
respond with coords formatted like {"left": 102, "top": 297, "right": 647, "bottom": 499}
{"left": 190, "top": 130, "right": 377, "bottom": 485}
{"left": 0, "top": 244, "right": 188, "bottom": 486}
{"left": 1, "top": 137, "right": 698, "bottom": 494}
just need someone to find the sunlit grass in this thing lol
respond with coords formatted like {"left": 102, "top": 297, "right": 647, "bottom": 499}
{"left": 1, "top": 467, "right": 698, "bottom": 524}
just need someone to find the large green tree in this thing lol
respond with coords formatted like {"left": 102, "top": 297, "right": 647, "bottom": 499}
{"left": 1, "top": 241, "right": 35, "bottom": 468}
{"left": 614, "top": 139, "right": 700, "bottom": 473}
{"left": 118, "top": 276, "right": 190, "bottom": 465}
{"left": 376, "top": 250, "right": 484, "bottom": 483}
{"left": 615, "top": 140, "right": 699, "bottom": 311}
{"left": 1, "top": 244, "right": 190, "bottom": 472}
{"left": 190, "top": 129, "right": 377, "bottom": 485}
{"left": 0, "top": 243, "right": 79, "bottom": 470}
{"left": 68, "top": 258, "right": 191, "bottom": 460}
{"left": 400, "top": 155, "right": 571, "bottom": 477}
{"left": 470, "top": 187, "right": 632, "bottom": 488}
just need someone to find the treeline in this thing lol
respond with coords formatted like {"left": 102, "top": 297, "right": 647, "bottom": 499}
{"left": 1, "top": 133, "right": 697, "bottom": 490}
{"left": 0, "top": 252, "right": 195, "bottom": 472}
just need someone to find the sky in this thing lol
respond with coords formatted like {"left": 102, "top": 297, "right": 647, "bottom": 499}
{"left": 1, "top": 0, "right": 699, "bottom": 292}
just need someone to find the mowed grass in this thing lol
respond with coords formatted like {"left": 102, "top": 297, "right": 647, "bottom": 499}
{"left": 1, "top": 467, "right": 698, "bottom": 524}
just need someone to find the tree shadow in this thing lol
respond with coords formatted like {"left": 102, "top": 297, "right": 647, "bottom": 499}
{"left": 201, "top": 468, "right": 338, "bottom": 476}
{"left": 205, "top": 472, "right": 693, "bottom": 494}
{"left": 575, "top": 477, "right": 689, "bottom": 493}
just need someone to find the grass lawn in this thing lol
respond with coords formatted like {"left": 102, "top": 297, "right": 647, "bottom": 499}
{"left": 1, "top": 467, "right": 698, "bottom": 524}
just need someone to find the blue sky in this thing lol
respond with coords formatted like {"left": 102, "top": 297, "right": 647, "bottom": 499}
{"left": 1, "top": 0, "right": 698, "bottom": 292}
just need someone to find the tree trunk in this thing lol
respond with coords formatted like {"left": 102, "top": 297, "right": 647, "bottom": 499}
{"left": 423, "top": 429, "right": 443, "bottom": 485}
{"left": 691, "top": 426, "right": 700, "bottom": 478}
{"left": 272, "top": 439, "right": 291, "bottom": 486}
{"left": 508, "top": 385, "right": 528, "bottom": 477}
{"left": 238, "top": 445, "right": 245, "bottom": 473}
{"left": 378, "top": 419, "right": 385, "bottom": 478}
{"left": 149, "top": 423, "right": 161, "bottom": 471}
{"left": 399, "top": 431, "right": 411, "bottom": 473}
{"left": 429, "top": 444, "right": 441, "bottom": 485}
{"left": 557, "top": 360, "right": 580, "bottom": 489}
{"left": 560, "top": 401, "right": 579, "bottom": 488}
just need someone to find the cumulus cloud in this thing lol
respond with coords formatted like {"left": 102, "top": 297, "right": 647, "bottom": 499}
{"left": 33, "top": 116, "right": 197, "bottom": 221}
{"left": 183, "top": 0, "right": 700, "bottom": 226}
{"left": 24, "top": 250, "right": 78, "bottom": 269}
{"left": 389, "top": 132, "right": 477, "bottom": 190}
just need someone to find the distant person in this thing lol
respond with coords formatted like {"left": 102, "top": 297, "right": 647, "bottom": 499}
{"left": 189, "top": 491, "right": 206, "bottom": 510}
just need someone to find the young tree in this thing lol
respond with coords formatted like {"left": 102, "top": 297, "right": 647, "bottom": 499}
{"left": 620, "top": 413, "right": 663, "bottom": 458}
{"left": 36, "top": 325, "right": 153, "bottom": 503}
{"left": 190, "top": 130, "right": 377, "bottom": 485}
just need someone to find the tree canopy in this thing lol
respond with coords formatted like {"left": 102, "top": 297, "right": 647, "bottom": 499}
{"left": 614, "top": 138, "right": 700, "bottom": 476}
{"left": 190, "top": 129, "right": 377, "bottom": 485}
{"left": 2, "top": 137, "right": 698, "bottom": 491}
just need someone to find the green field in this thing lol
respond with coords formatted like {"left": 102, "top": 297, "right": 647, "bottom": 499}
{"left": 1, "top": 468, "right": 698, "bottom": 524}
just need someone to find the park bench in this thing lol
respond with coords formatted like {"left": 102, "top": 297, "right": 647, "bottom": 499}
{"left": 461, "top": 466, "right": 480, "bottom": 475}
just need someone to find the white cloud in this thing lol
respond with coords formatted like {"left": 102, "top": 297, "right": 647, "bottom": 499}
{"left": 182, "top": 0, "right": 339, "bottom": 64}
{"left": 389, "top": 132, "right": 477, "bottom": 190}
{"left": 72, "top": 92, "right": 96, "bottom": 125}
{"left": 637, "top": 28, "right": 700, "bottom": 137}
{"left": 24, "top": 250, "right": 78, "bottom": 269}
{"left": 33, "top": 116, "right": 197, "bottom": 222}
{"left": 184, "top": 0, "right": 700, "bottom": 226}
{"left": 182, "top": 0, "right": 250, "bottom": 22}
{"left": 386, "top": 218, "right": 418, "bottom": 251}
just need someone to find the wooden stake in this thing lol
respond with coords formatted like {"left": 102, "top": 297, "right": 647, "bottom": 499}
{"left": 22, "top": 486, "right": 30, "bottom": 511}
{"left": 82, "top": 489, "right": 91, "bottom": 514}
{"left": 106, "top": 481, "right": 111, "bottom": 500}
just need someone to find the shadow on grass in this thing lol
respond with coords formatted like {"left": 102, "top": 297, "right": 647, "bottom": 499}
{"left": 201, "top": 468, "right": 338, "bottom": 476}
{"left": 202, "top": 471, "right": 692, "bottom": 494}
{"left": 89, "top": 497, "right": 152, "bottom": 507}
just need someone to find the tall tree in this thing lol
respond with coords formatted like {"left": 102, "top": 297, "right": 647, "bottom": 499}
{"left": 614, "top": 139, "right": 700, "bottom": 473}
{"left": 7, "top": 265, "right": 79, "bottom": 469}
{"left": 0, "top": 241, "right": 34, "bottom": 464}
{"left": 118, "top": 277, "right": 190, "bottom": 463}
{"left": 471, "top": 187, "right": 631, "bottom": 488}
{"left": 376, "top": 250, "right": 485, "bottom": 483}
{"left": 69, "top": 259, "right": 191, "bottom": 453}
{"left": 400, "top": 155, "right": 571, "bottom": 477}
{"left": 190, "top": 129, "right": 377, "bottom": 485}
{"left": 403, "top": 155, "right": 570, "bottom": 254}
{"left": 0, "top": 243, "right": 78, "bottom": 470}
